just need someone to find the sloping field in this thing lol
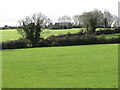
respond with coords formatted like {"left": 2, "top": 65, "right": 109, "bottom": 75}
{"left": 2, "top": 44, "right": 118, "bottom": 88}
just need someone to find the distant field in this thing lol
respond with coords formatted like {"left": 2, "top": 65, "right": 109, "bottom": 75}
{"left": 1, "top": 28, "right": 81, "bottom": 41}
{"left": 104, "top": 33, "right": 120, "bottom": 38}
{"left": 2, "top": 44, "right": 118, "bottom": 88}
{"left": 0, "top": 50, "right": 1, "bottom": 89}
{"left": 1, "top": 29, "right": 21, "bottom": 41}
{"left": 97, "top": 33, "right": 120, "bottom": 38}
{"left": 0, "top": 28, "right": 119, "bottom": 42}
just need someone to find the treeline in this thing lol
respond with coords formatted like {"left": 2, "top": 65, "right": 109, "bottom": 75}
{"left": 0, "top": 25, "right": 17, "bottom": 30}
{"left": 1, "top": 10, "right": 120, "bottom": 50}
{"left": 1, "top": 9, "right": 119, "bottom": 30}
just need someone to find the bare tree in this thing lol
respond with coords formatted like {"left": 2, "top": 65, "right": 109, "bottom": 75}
{"left": 80, "top": 9, "right": 104, "bottom": 34}
{"left": 73, "top": 15, "right": 82, "bottom": 26}
{"left": 112, "top": 15, "right": 120, "bottom": 27}
{"left": 17, "top": 12, "right": 50, "bottom": 46}
{"left": 58, "top": 15, "right": 71, "bottom": 22}
{"left": 103, "top": 10, "right": 113, "bottom": 27}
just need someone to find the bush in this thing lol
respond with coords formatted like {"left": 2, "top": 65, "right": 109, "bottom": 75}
{"left": 107, "top": 37, "right": 120, "bottom": 43}
{"left": 47, "top": 34, "right": 120, "bottom": 46}
{"left": 34, "top": 38, "right": 50, "bottom": 47}
{"left": 47, "top": 34, "right": 98, "bottom": 46}
{"left": 2, "top": 38, "right": 29, "bottom": 49}
{"left": 114, "top": 27, "right": 120, "bottom": 30}
{"left": 95, "top": 29, "right": 120, "bottom": 35}
{"left": 1, "top": 32, "right": 120, "bottom": 49}
{"left": 97, "top": 35, "right": 107, "bottom": 44}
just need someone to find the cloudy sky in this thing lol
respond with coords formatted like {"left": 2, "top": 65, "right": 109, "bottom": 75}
{"left": 0, "top": 0, "right": 119, "bottom": 27}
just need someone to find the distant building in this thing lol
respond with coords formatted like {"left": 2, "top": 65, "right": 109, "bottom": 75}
{"left": 48, "top": 22, "right": 72, "bottom": 29}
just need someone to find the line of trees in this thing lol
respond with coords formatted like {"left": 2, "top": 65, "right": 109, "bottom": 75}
{"left": 0, "top": 25, "right": 17, "bottom": 30}
{"left": 73, "top": 9, "right": 114, "bottom": 28}
{"left": 57, "top": 9, "right": 115, "bottom": 29}
{"left": 56, "top": 9, "right": 115, "bottom": 34}
{"left": 1, "top": 9, "right": 119, "bottom": 31}
{"left": 1, "top": 9, "right": 120, "bottom": 49}
{"left": 13, "top": 9, "right": 119, "bottom": 46}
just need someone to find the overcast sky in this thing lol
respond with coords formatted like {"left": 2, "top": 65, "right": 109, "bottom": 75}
{"left": 0, "top": 0, "right": 119, "bottom": 27}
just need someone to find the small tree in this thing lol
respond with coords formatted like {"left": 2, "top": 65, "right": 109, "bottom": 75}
{"left": 103, "top": 10, "right": 113, "bottom": 28}
{"left": 3, "top": 25, "right": 9, "bottom": 29}
{"left": 17, "top": 12, "right": 49, "bottom": 46}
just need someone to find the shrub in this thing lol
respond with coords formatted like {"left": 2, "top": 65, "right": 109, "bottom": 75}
{"left": 107, "top": 37, "right": 120, "bottom": 43}
{"left": 2, "top": 38, "right": 29, "bottom": 49}
{"left": 114, "top": 27, "right": 120, "bottom": 30}
{"left": 97, "top": 35, "right": 107, "bottom": 44}
{"left": 34, "top": 38, "right": 50, "bottom": 47}
{"left": 47, "top": 34, "right": 98, "bottom": 46}
{"left": 47, "top": 34, "right": 120, "bottom": 46}
{"left": 95, "top": 29, "right": 120, "bottom": 35}
{"left": 80, "top": 34, "right": 97, "bottom": 44}
{"left": 1, "top": 32, "right": 120, "bottom": 49}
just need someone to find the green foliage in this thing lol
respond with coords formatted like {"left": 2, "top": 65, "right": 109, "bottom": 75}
{"left": 35, "top": 38, "right": 50, "bottom": 47}
{"left": 47, "top": 34, "right": 120, "bottom": 47}
{"left": 2, "top": 38, "right": 29, "bottom": 49}
{"left": 18, "top": 22, "right": 41, "bottom": 46}
{"left": 2, "top": 32, "right": 120, "bottom": 49}
{"left": 17, "top": 12, "right": 49, "bottom": 46}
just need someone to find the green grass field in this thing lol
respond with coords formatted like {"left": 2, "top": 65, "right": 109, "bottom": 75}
{"left": 1, "top": 28, "right": 119, "bottom": 42}
{"left": 1, "top": 28, "right": 81, "bottom": 42}
{"left": 0, "top": 50, "right": 2, "bottom": 89}
{"left": 101, "top": 33, "right": 120, "bottom": 38}
{"left": 1, "top": 29, "right": 21, "bottom": 41}
{"left": 2, "top": 44, "right": 118, "bottom": 88}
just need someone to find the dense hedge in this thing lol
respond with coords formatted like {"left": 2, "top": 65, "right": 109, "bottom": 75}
{"left": 1, "top": 29, "right": 120, "bottom": 49}
{"left": 1, "top": 38, "right": 29, "bottom": 49}
{"left": 47, "top": 34, "right": 120, "bottom": 46}
{"left": 33, "top": 38, "right": 50, "bottom": 47}
{"left": 95, "top": 29, "right": 120, "bottom": 35}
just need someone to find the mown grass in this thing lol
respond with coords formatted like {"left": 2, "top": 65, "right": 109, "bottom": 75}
{"left": 2, "top": 44, "right": 118, "bottom": 88}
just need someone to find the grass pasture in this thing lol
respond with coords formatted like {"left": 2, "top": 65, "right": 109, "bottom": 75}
{"left": 2, "top": 44, "right": 118, "bottom": 88}
{"left": 101, "top": 33, "right": 120, "bottom": 38}
{"left": 1, "top": 28, "right": 81, "bottom": 42}
{"left": 1, "top": 29, "right": 21, "bottom": 42}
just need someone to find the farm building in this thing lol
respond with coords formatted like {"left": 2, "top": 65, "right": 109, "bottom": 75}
{"left": 48, "top": 22, "right": 72, "bottom": 29}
